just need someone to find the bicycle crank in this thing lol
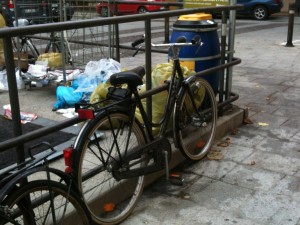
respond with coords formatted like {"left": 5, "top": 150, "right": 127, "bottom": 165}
{"left": 112, "top": 137, "right": 172, "bottom": 180}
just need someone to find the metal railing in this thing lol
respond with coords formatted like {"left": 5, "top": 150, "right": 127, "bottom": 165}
{"left": 0, "top": 4, "right": 243, "bottom": 166}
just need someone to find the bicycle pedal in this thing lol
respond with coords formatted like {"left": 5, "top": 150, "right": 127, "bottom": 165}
{"left": 169, "top": 173, "right": 184, "bottom": 186}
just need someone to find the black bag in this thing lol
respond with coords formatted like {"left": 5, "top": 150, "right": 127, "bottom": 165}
{"left": 107, "top": 87, "right": 132, "bottom": 101}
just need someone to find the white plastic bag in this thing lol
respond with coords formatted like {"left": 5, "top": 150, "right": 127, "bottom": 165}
{"left": 0, "top": 69, "right": 24, "bottom": 90}
{"left": 84, "top": 58, "right": 121, "bottom": 82}
{"left": 75, "top": 58, "right": 121, "bottom": 93}
{"left": 0, "top": 69, "right": 8, "bottom": 90}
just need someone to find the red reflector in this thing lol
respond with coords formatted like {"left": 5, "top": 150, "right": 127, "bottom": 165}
{"left": 8, "top": 0, "right": 14, "bottom": 9}
{"left": 63, "top": 147, "right": 73, "bottom": 167}
{"left": 65, "top": 166, "right": 73, "bottom": 174}
{"left": 77, "top": 109, "right": 95, "bottom": 119}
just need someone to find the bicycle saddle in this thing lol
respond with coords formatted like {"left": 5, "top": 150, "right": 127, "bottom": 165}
{"left": 110, "top": 66, "right": 145, "bottom": 89}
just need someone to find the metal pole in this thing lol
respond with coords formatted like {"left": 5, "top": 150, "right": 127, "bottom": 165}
{"left": 145, "top": 18, "right": 152, "bottom": 124}
{"left": 164, "top": 6, "right": 170, "bottom": 43}
{"left": 60, "top": 0, "right": 67, "bottom": 83}
{"left": 3, "top": 37, "right": 25, "bottom": 164}
{"left": 226, "top": 0, "right": 237, "bottom": 99}
{"left": 115, "top": 23, "right": 120, "bottom": 62}
{"left": 219, "top": 11, "right": 227, "bottom": 103}
{"left": 286, "top": 5, "right": 295, "bottom": 47}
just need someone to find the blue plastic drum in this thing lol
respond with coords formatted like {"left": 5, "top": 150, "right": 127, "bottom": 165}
{"left": 170, "top": 13, "right": 220, "bottom": 93}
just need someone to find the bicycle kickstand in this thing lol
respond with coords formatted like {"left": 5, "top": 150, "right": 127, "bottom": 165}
{"left": 163, "top": 151, "right": 184, "bottom": 186}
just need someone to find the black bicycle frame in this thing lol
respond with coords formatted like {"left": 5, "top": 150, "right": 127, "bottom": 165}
{"left": 131, "top": 55, "right": 185, "bottom": 140}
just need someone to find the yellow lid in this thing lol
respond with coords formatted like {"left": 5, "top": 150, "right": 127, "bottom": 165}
{"left": 178, "top": 13, "right": 212, "bottom": 21}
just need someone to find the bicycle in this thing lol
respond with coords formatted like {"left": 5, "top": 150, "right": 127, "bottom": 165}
{"left": 65, "top": 35, "right": 218, "bottom": 224}
{"left": 12, "top": 19, "right": 40, "bottom": 66}
{"left": 0, "top": 142, "right": 91, "bottom": 225}
{"left": 13, "top": 19, "right": 73, "bottom": 69}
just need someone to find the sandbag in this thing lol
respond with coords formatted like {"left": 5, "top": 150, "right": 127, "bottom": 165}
{"left": 37, "top": 52, "right": 62, "bottom": 69}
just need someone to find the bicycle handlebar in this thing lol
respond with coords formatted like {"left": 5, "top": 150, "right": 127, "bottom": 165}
{"left": 131, "top": 35, "right": 145, "bottom": 48}
{"left": 131, "top": 35, "right": 202, "bottom": 57}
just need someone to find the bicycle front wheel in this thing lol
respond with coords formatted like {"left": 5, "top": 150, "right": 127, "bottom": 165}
{"left": 74, "top": 111, "right": 147, "bottom": 225}
{"left": 2, "top": 180, "right": 90, "bottom": 225}
{"left": 174, "top": 77, "right": 217, "bottom": 161}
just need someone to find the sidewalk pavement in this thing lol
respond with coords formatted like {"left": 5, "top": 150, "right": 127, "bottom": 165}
{"left": 118, "top": 16, "right": 300, "bottom": 225}
{"left": 0, "top": 14, "right": 299, "bottom": 225}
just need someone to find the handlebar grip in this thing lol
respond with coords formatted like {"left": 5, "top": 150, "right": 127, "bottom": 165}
{"left": 175, "top": 36, "right": 187, "bottom": 43}
{"left": 131, "top": 37, "right": 145, "bottom": 47}
{"left": 191, "top": 35, "right": 201, "bottom": 45}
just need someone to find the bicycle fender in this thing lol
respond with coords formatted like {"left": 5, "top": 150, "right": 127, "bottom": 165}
{"left": 0, "top": 167, "right": 72, "bottom": 202}
{"left": 173, "top": 75, "right": 199, "bottom": 148}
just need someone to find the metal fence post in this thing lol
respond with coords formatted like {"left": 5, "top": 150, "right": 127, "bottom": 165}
{"left": 286, "top": 4, "right": 295, "bottom": 47}
{"left": 219, "top": 11, "right": 227, "bottom": 103}
{"left": 3, "top": 37, "right": 25, "bottom": 164}
{"left": 226, "top": 0, "right": 237, "bottom": 99}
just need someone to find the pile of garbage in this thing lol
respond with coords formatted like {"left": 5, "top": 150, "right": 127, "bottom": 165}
{"left": 53, "top": 58, "right": 121, "bottom": 110}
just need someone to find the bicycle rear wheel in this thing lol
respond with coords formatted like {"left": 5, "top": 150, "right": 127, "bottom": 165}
{"left": 2, "top": 180, "right": 90, "bottom": 225}
{"left": 73, "top": 111, "right": 147, "bottom": 225}
{"left": 174, "top": 77, "right": 217, "bottom": 161}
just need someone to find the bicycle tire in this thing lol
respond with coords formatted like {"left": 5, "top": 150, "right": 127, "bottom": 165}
{"left": 73, "top": 111, "right": 147, "bottom": 225}
{"left": 1, "top": 180, "right": 90, "bottom": 225}
{"left": 174, "top": 77, "right": 217, "bottom": 161}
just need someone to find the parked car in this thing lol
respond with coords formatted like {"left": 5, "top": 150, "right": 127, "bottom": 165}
{"left": 96, "top": 0, "right": 166, "bottom": 17}
{"left": 0, "top": 0, "right": 74, "bottom": 25}
{"left": 236, "top": 0, "right": 283, "bottom": 20}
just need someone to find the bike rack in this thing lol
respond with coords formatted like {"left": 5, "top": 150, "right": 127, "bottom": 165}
{"left": 0, "top": 4, "right": 243, "bottom": 166}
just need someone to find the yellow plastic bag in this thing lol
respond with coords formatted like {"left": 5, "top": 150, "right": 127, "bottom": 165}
{"left": 0, "top": 14, "right": 6, "bottom": 68}
{"left": 135, "top": 62, "right": 196, "bottom": 135}
{"left": 37, "top": 52, "right": 62, "bottom": 68}
{"left": 90, "top": 82, "right": 111, "bottom": 103}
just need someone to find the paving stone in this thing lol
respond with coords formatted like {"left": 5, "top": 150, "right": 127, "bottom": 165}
{"left": 271, "top": 175, "right": 300, "bottom": 198}
{"left": 222, "top": 164, "right": 284, "bottom": 191}
{"left": 214, "top": 143, "right": 254, "bottom": 163}
{"left": 239, "top": 191, "right": 300, "bottom": 225}
{"left": 243, "top": 151, "right": 300, "bottom": 176}
{"left": 186, "top": 159, "right": 238, "bottom": 180}
{"left": 255, "top": 137, "right": 300, "bottom": 159}
{"left": 249, "top": 112, "right": 289, "bottom": 127}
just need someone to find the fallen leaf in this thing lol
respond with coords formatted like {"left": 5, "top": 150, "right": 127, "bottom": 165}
{"left": 243, "top": 118, "right": 253, "bottom": 124}
{"left": 258, "top": 122, "right": 269, "bottom": 127}
{"left": 217, "top": 138, "right": 231, "bottom": 147}
{"left": 183, "top": 194, "right": 191, "bottom": 199}
{"left": 231, "top": 128, "right": 239, "bottom": 135}
{"left": 207, "top": 151, "right": 224, "bottom": 160}
{"left": 217, "top": 142, "right": 229, "bottom": 147}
